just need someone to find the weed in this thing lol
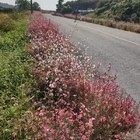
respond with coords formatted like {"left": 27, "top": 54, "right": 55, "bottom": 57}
{"left": 0, "top": 12, "right": 33, "bottom": 139}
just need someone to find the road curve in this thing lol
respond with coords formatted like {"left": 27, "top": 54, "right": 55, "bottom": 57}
{"left": 43, "top": 14, "right": 140, "bottom": 103}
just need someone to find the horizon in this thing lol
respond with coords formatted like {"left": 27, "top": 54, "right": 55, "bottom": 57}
{"left": 0, "top": 0, "right": 70, "bottom": 10}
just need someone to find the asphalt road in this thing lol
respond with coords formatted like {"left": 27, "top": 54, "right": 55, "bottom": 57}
{"left": 43, "top": 14, "right": 140, "bottom": 103}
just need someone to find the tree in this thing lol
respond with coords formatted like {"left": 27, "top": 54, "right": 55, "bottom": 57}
{"left": 15, "top": 0, "right": 40, "bottom": 11}
{"left": 15, "top": 0, "right": 30, "bottom": 10}
{"left": 62, "top": 5, "right": 72, "bottom": 14}
{"left": 56, "top": 0, "right": 64, "bottom": 13}
{"left": 32, "top": 2, "right": 40, "bottom": 11}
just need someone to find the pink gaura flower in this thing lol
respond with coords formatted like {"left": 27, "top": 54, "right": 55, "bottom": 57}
{"left": 49, "top": 82, "right": 56, "bottom": 88}
{"left": 99, "top": 116, "right": 106, "bottom": 122}
{"left": 82, "top": 135, "right": 88, "bottom": 140}
{"left": 86, "top": 118, "right": 95, "bottom": 128}
{"left": 114, "top": 134, "right": 121, "bottom": 139}
{"left": 11, "top": 97, "right": 16, "bottom": 101}
{"left": 12, "top": 132, "right": 17, "bottom": 137}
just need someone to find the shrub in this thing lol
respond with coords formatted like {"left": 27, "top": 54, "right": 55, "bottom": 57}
{"left": 0, "top": 13, "right": 15, "bottom": 32}
{"left": 0, "top": 7, "right": 14, "bottom": 13}
{"left": 8, "top": 11, "right": 31, "bottom": 21}
{"left": 60, "top": 13, "right": 140, "bottom": 34}
{"left": 133, "top": 25, "right": 140, "bottom": 33}
{"left": 106, "top": 19, "right": 116, "bottom": 28}
{"left": 64, "top": 14, "right": 75, "bottom": 19}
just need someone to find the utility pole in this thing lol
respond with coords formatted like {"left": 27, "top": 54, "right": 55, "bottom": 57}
{"left": 75, "top": 0, "right": 80, "bottom": 22}
{"left": 31, "top": 0, "right": 33, "bottom": 14}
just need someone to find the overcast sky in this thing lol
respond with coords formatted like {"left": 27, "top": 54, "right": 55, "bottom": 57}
{"left": 0, "top": 0, "right": 71, "bottom": 10}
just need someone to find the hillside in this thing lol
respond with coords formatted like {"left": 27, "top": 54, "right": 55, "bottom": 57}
{"left": 62, "top": 0, "right": 140, "bottom": 23}
{"left": 0, "top": 2, "right": 14, "bottom": 8}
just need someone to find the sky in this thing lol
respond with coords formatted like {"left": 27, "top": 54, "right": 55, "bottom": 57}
{"left": 0, "top": 0, "right": 71, "bottom": 10}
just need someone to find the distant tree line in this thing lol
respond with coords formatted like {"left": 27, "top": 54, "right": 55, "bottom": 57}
{"left": 0, "top": 7, "right": 14, "bottom": 13}
{"left": 56, "top": 0, "right": 140, "bottom": 23}
{"left": 15, "top": 0, "right": 41, "bottom": 11}
{"left": 56, "top": 0, "right": 96, "bottom": 14}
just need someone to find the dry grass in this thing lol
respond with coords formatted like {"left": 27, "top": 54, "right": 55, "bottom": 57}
{"left": 56, "top": 13, "right": 140, "bottom": 34}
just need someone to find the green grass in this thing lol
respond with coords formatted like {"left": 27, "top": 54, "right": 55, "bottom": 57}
{"left": 0, "top": 12, "right": 33, "bottom": 139}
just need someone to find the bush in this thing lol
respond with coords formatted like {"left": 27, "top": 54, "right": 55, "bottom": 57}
{"left": 62, "top": 13, "right": 140, "bottom": 34}
{"left": 0, "top": 8, "right": 14, "bottom": 13}
{"left": 8, "top": 11, "right": 31, "bottom": 21}
{"left": 0, "top": 13, "right": 16, "bottom": 32}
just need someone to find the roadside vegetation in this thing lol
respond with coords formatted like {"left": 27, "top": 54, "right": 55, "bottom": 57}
{"left": 0, "top": 11, "right": 33, "bottom": 139}
{"left": 61, "top": 14, "right": 140, "bottom": 33}
{"left": 0, "top": 10, "right": 140, "bottom": 139}
{"left": 57, "top": 0, "right": 140, "bottom": 23}
{"left": 55, "top": 0, "right": 140, "bottom": 33}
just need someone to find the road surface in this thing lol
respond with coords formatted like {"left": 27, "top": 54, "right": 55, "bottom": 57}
{"left": 43, "top": 14, "right": 140, "bottom": 103}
